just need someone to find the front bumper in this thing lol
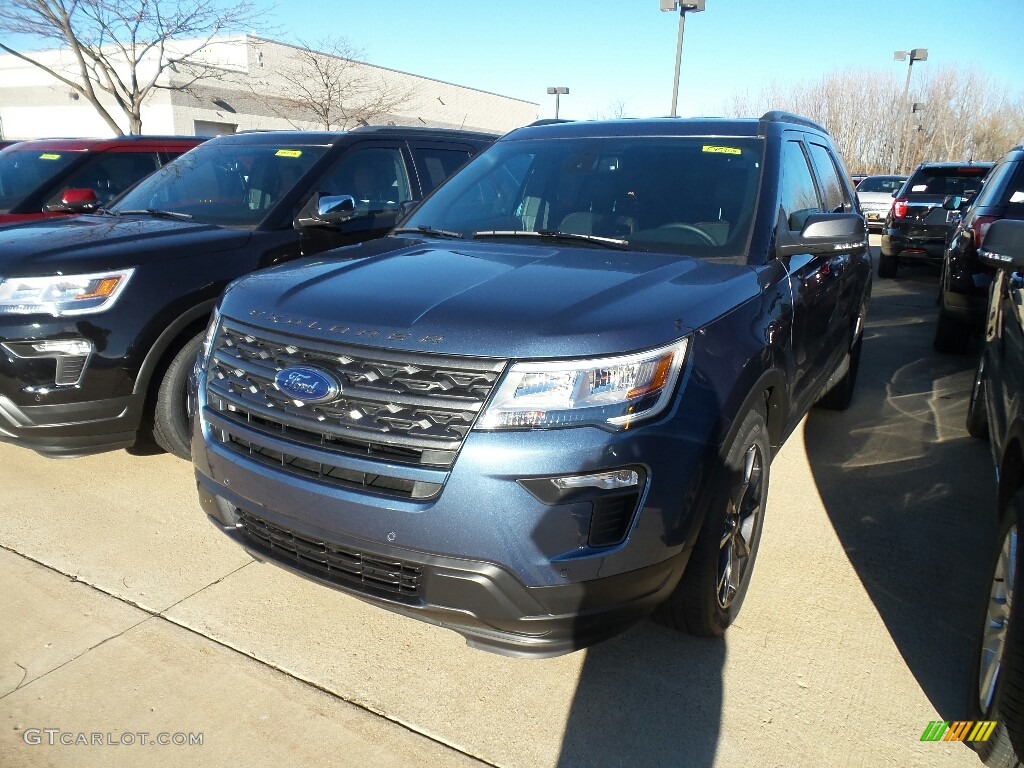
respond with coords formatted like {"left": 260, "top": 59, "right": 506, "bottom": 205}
{"left": 193, "top": 376, "right": 719, "bottom": 655}
{"left": 0, "top": 393, "right": 141, "bottom": 456}
{"left": 198, "top": 480, "right": 688, "bottom": 657}
{"left": 0, "top": 317, "right": 145, "bottom": 457}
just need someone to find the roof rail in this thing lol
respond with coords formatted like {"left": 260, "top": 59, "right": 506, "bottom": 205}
{"left": 528, "top": 119, "right": 574, "bottom": 127}
{"left": 759, "top": 111, "right": 827, "bottom": 133}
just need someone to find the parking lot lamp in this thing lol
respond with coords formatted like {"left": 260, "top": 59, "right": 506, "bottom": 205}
{"left": 890, "top": 48, "right": 928, "bottom": 173}
{"left": 660, "top": 0, "right": 706, "bottom": 117}
{"left": 546, "top": 87, "right": 569, "bottom": 119}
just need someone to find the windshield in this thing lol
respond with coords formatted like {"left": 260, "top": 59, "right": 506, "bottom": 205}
{"left": 0, "top": 148, "right": 82, "bottom": 213}
{"left": 111, "top": 141, "right": 329, "bottom": 226}
{"left": 857, "top": 176, "right": 906, "bottom": 193}
{"left": 403, "top": 135, "right": 765, "bottom": 257}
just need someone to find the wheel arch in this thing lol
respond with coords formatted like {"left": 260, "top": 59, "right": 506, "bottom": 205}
{"left": 1000, "top": 432, "right": 1024, "bottom": 514}
{"left": 133, "top": 300, "right": 217, "bottom": 404}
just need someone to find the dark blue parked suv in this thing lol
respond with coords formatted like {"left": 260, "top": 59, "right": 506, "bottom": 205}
{"left": 192, "top": 114, "right": 872, "bottom": 657}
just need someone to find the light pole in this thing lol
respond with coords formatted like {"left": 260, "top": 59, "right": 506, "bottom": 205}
{"left": 660, "top": 0, "right": 705, "bottom": 117}
{"left": 546, "top": 87, "right": 569, "bottom": 119}
{"left": 890, "top": 48, "right": 927, "bottom": 174}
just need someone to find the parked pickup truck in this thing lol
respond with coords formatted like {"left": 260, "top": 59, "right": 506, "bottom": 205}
{"left": 192, "top": 113, "right": 872, "bottom": 657}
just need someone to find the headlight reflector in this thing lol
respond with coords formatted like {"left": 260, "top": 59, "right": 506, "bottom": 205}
{"left": 477, "top": 338, "right": 688, "bottom": 430}
{"left": 0, "top": 269, "right": 135, "bottom": 316}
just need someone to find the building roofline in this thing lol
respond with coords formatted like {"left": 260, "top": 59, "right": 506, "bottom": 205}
{"left": 245, "top": 34, "right": 538, "bottom": 109}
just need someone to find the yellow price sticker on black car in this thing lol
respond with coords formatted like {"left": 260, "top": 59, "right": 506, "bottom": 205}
{"left": 39, "top": 153, "right": 62, "bottom": 160}
{"left": 702, "top": 145, "right": 742, "bottom": 155}
{"left": 275, "top": 149, "right": 302, "bottom": 158}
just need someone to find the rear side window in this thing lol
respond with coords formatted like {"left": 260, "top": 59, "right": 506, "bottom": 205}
{"left": 411, "top": 147, "right": 471, "bottom": 194}
{"left": 780, "top": 140, "right": 820, "bottom": 231}
{"left": 807, "top": 143, "right": 849, "bottom": 213}
{"left": 1005, "top": 162, "right": 1024, "bottom": 211}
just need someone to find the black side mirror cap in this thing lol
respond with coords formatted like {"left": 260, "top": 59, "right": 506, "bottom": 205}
{"left": 979, "top": 220, "right": 1024, "bottom": 270}
{"left": 776, "top": 212, "right": 867, "bottom": 258}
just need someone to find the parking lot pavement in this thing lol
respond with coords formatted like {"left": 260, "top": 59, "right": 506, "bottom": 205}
{"left": 0, "top": 246, "right": 993, "bottom": 768}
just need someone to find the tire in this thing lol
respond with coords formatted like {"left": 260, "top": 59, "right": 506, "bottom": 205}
{"left": 934, "top": 303, "right": 972, "bottom": 354}
{"left": 970, "top": 490, "right": 1024, "bottom": 767}
{"left": 816, "top": 335, "right": 863, "bottom": 411}
{"left": 878, "top": 254, "right": 898, "bottom": 278}
{"left": 967, "top": 354, "right": 990, "bottom": 440}
{"left": 657, "top": 408, "right": 771, "bottom": 637}
{"left": 152, "top": 331, "right": 204, "bottom": 460}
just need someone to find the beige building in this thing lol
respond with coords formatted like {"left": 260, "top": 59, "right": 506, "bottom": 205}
{"left": 0, "top": 36, "right": 537, "bottom": 139}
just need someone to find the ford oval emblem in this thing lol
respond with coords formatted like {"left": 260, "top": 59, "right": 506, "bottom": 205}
{"left": 274, "top": 367, "right": 341, "bottom": 404}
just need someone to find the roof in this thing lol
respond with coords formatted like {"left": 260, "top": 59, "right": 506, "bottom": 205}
{"left": 501, "top": 112, "right": 830, "bottom": 141}
{"left": 3, "top": 136, "right": 203, "bottom": 151}
{"left": 222, "top": 125, "right": 498, "bottom": 146}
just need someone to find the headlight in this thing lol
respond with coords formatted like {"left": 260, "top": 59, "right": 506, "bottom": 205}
{"left": 0, "top": 269, "right": 135, "bottom": 316}
{"left": 477, "top": 338, "right": 689, "bottom": 430}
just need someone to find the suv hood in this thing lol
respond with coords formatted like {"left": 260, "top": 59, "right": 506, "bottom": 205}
{"left": 221, "top": 238, "right": 763, "bottom": 359}
{"left": 0, "top": 214, "right": 250, "bottom": 275}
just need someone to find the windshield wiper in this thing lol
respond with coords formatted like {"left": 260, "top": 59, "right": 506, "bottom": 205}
{"left": 472, "top": 230, "right": 630, "bottom": 250}
{"left": 393, "top": 225, "right": 464, "bottom": 239}
{"left": 115, "top": 208, "right": 193, "bottom": 221}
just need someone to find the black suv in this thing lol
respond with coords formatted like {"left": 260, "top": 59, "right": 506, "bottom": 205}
{"left": 0, "top": 126, "right": 494, "bottom": 459}
{"left": 191, "top": 113, "right": 872, "bottom": 657}
{"left": 879, "top": 161, "right": 993, "bottom": 278}
{"left": 934, "top": 145, "right": 1024, "bottom": 353}
{"left": 966, "top": 219, "right": 1024, "bottom": 765}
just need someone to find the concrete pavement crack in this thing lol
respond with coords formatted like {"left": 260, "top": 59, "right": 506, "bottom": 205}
{"left": 0, "top": 543, "right": 497, "bottom": 767}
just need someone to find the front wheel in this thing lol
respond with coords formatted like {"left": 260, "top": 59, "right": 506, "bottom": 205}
{"left": 970, "top": 491, "right": 1024, "bottom": 767}
{"left": 657, "top": 408, "right": 771, "bottom": 637}
{"left": 878, "top": 254, "right": 898, "bottom": 278}
{"left": 152, "top": 331, "right": 204, "bottom": 460}
{"left": 933, "top": 304, "right": 972, "bottom": 354}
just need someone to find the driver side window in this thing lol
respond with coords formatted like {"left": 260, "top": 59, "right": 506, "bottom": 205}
{"left": 318, "top": 147, "right": 412, "bottom": 215}
{"left": 780, "top": 140, "right": 821, "bottom": 231}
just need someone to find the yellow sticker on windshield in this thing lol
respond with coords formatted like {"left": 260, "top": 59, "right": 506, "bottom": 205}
{"left": 275, "top": 149, "right": 302, "bottom": 158}
{"left": 703, "top": 145, "right": 741, "bottom": 155}
{"left": 39, "top": 153, "right": 62, "bottom": 160}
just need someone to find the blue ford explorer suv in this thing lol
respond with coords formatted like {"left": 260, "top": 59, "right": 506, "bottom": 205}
{"left": 192, "top": 114, "right": 871, "bottom": 657}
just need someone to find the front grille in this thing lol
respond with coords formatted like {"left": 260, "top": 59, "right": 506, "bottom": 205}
{"left": 205, "top": 319, "right": 505, "bottom": 498}
{"left": 237, "top": 508, "right": 423, "bottom": 599}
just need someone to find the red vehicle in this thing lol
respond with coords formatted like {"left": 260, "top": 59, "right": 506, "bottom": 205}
{"left": 0, "top": 136, "right": 204, "bottom": 225}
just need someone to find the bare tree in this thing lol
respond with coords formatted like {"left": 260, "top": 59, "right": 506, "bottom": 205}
{"left": 589, "top": 97, "right": 630, "bottom": 121}
{"left": 0, "top": 0, "right": 266, "bottom": 135}
{"left": 255, "top": 37, "right": 416, "bottom": 131}
{"left": 723, "top": 66, "right": 1024, "bottom": 174}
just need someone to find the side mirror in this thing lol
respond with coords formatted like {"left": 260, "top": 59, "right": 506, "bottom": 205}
{"left": 45, "top": 187, "right": 100, "bottom": 213}
{"left": 297, "top": 193, "right": 357, "bottom": 228}
{"left": 978, "top": 220, "right": 1024, "bottom": 270}
{"left": 776, "top": 212, "right": 866, "bottom": 258}
{"left": 396, "top": 200, "right": 419, "bottom": 223}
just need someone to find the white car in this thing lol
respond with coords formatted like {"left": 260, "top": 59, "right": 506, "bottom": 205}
{"left": 856, "top": 175, "right": 907, "bottom": 231}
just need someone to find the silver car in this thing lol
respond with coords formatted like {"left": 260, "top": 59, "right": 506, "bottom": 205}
{"left": 856, "top": 175, "right": 907, "bottom": 231}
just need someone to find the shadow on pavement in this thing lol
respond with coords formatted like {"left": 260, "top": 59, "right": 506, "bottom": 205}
{"left": 805, "top": 264, "right": 995, "bottom": 718}
{"left": 555, "top": 622, "right": 723, "bottom": 768}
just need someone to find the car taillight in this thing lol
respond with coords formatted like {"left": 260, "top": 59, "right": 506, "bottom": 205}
{"left": 973, "top": 215, "right": 999, "bottom": 249}
{"left": 893, "top": 198, "right": 908, "bottom": 218}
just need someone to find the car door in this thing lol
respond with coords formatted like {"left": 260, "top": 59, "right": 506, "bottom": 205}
{"left": 777, "top": 135, "right": 845, "bottom": 412}
{"left": 806, "top": 139, "right": 867, "bottom": 343}
{"left": 987, "top": 265, "right": 1024, "bottom": 461}
{"left": 296, "top": 140, "right": 414, "bottom": 257}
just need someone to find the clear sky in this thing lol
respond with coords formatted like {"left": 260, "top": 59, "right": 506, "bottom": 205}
{"left": 247, "top": 0, "right": 1023, "bottom": 120}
